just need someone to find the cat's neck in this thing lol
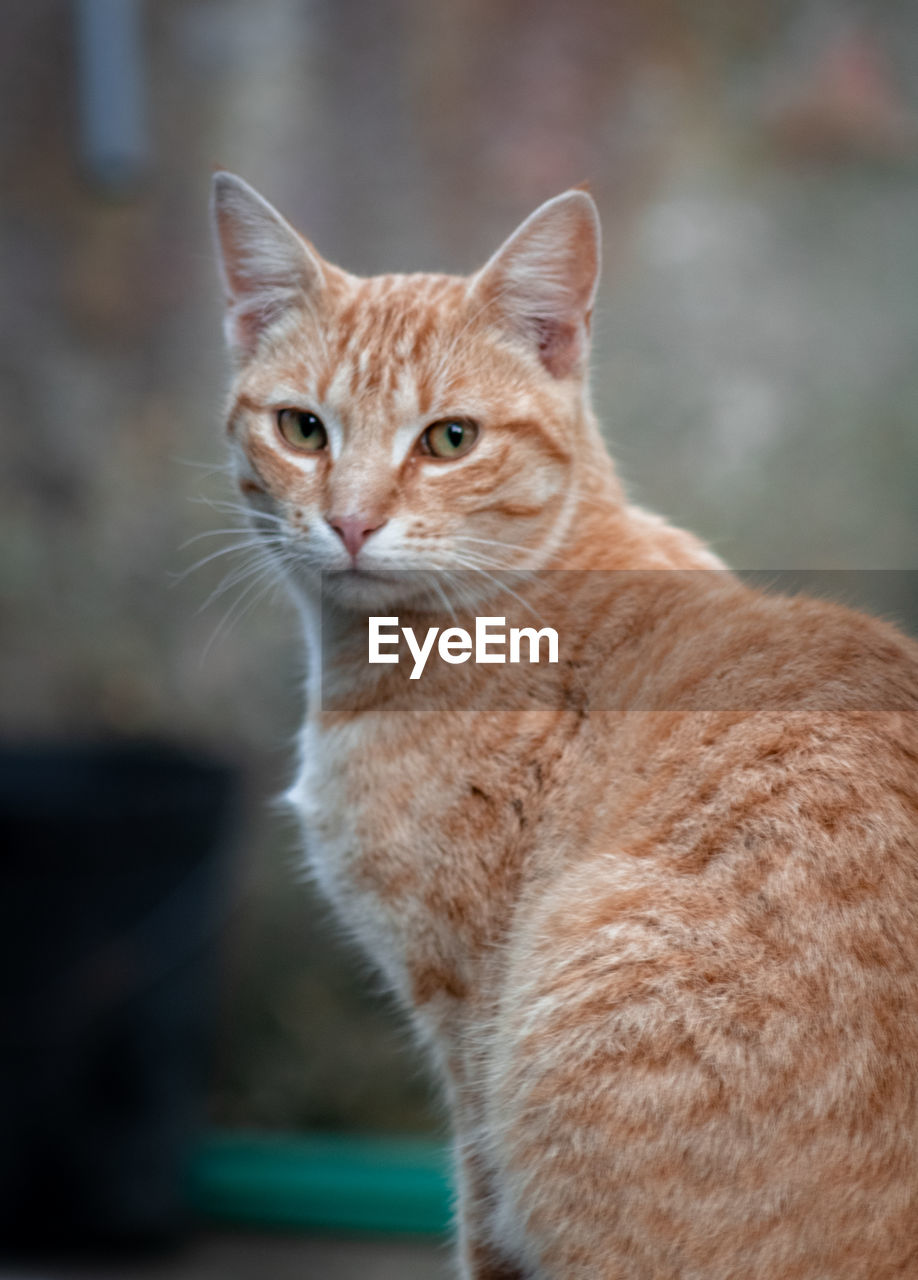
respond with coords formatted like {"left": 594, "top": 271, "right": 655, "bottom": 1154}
{"left": 545, "top": 429, "right": 724, "bottom": 574}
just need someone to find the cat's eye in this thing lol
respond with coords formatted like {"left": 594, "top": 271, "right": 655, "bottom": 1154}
{"left": 421, "top": 418, "right": 479, "bottom": 460}
{"left": 276, "top": 408, "right": 327, "bottom": 452}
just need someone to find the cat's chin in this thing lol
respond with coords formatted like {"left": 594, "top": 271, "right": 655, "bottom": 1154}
{"left": 318, "top": 568, "right": 435, "bottom": 613}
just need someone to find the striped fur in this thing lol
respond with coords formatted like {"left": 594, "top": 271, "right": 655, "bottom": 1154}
{"left": 212, "top": 174, "right": 918, "bottom": 1279}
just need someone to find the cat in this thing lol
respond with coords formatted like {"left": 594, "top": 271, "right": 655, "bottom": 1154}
{"left": 210, "top": 171, "right": 918, "bottom": 1279}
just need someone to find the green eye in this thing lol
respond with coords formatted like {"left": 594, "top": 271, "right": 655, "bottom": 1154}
{"left": 277, "top": 408, "right": 327, "bottom": 452}
{"left": 422, "top": 418, "right": 479, "bottom": 459}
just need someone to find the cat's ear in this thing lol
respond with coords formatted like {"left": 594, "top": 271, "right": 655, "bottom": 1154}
{"left": 211, "top": 171, "right": 324, "bottom": 359}
{"left": 473, "top": 190, "right": 601, "bottom": 379}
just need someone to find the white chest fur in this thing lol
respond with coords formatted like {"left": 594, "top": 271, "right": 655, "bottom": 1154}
{"left": 285, "top": 714, "right": 413, "bottom": 996}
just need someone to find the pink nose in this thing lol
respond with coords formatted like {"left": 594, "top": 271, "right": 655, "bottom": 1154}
{"left": 327, "top": 514, "right": 387, "bottom": 559}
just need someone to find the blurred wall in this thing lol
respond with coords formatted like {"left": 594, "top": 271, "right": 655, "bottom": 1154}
{"left": 2, "top": 0, "right": 917, "bottom": 1132}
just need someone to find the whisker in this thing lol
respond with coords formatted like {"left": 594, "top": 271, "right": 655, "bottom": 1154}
{"left": 172, "top": 538, "right": 276, "bottom": 585}
{"left": 428, "top": 576, "right": 459, "bottom": 623}
{"left": 452, "top": 534, "right": 543, "bottom": 558}
{"left": 196, "top": 545, "right": 291, "bottom": 612}
{"left": 440, "top": 548, "right": 519, "bottom": 573}
{"left": 178, "top": 526, "right": 273, "bottom": 550}
{"left": 202, "top": 570, "right": 287, "bottom": 662}
{"left": 443, "top": 555, "right": 550, "bottom": 626}
{"left": 188, "top": 495, "right": 287, "bottom": 525}
{"left": 172, "top": 454, "right": 236, "bottom": 476}
{"left": 437, "top": 570, "right": 481, "bottom": 615}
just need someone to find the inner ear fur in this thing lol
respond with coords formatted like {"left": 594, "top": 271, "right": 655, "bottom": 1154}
{"left": 472, "top": 190, "right": 601, "bottom": 379}
{"left": 211, "top": 171, "right": 325, "bottom": 359}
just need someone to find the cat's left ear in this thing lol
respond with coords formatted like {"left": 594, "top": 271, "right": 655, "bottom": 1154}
{"left": 211, "top": 171, "right": 325, "bottom": 360}
{"left": 472, "top": 190, "right": 601, "bottom": 379}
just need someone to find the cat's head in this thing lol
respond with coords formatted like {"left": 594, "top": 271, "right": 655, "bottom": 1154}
{"left": 211, "top": 172, "right": 603, "bottom": 610}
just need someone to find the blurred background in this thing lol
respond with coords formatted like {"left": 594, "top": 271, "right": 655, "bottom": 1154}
{"left": 2, "top": 0, "right": 917, "bottom": 1274}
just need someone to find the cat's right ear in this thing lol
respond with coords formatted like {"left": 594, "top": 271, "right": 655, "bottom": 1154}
{"left": 211, "top": 172, "right": 324, "bottom": 360}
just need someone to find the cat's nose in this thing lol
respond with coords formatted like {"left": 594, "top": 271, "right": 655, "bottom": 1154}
{"left": 326, "top": 514, "right": 388, "bottom": 560}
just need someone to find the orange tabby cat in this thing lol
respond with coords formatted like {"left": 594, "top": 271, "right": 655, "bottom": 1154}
{"left": 211, "top": 171, "right": 918, "bottom": 1279}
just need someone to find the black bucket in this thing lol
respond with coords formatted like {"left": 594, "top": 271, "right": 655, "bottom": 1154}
{"left": 0, "top": 740, "right": 238, "bottom": 1255}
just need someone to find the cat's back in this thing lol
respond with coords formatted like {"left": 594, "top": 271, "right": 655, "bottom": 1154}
{"left": 489, "top": 579, "right": 918, "bottom": 1278}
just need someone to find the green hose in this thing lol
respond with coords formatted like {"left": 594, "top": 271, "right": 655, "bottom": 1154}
{"left": 189, "top": 1130, "right": 452, "bottom": 1236}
